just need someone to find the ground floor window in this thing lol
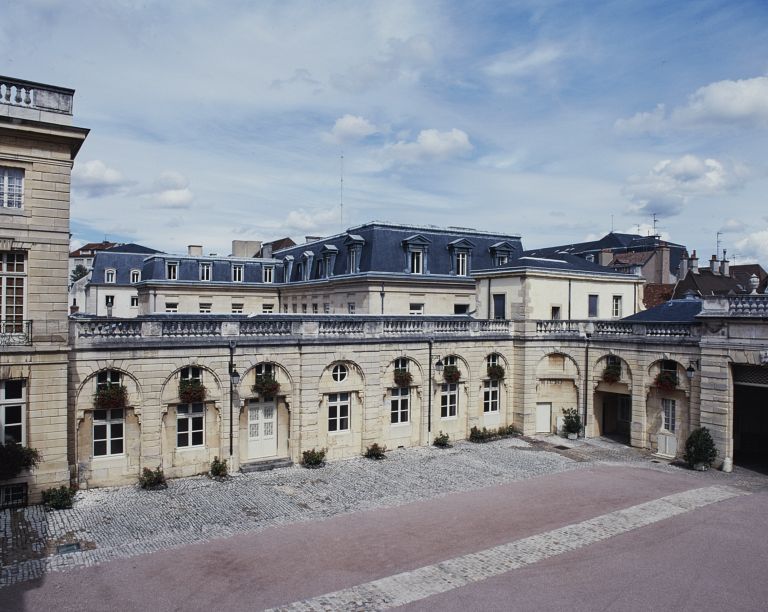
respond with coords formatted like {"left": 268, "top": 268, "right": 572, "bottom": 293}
{"left": 390, "top": 387, "right": 409, "bottom": 424}
{"left": 662, "top": 398, "right": 676, "bottom": 433}
{"left": 328, "top": 393, "right": 350, "bottom": 432}
{"left": 441, "top": 383, "right": 458, "bottom": 418}
{"left": 93, "top": 408, "right": 125, "bottom": 456}
{"left": 177, "top": 403, "right": 205, "bottom": 447}
{"left": 483, "top": 380, "right": 499, "bottom": 413}
{"left": 0, "top": 379, "right": 25, "bottom": 444}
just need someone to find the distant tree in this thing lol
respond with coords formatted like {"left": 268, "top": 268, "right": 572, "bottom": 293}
{"left": 70, "top": 264, "right": 89, "bottom": 284}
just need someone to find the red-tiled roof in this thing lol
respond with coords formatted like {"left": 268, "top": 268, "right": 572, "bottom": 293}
{"left": 69, "top": 241, "right": 118, "bottom": 257}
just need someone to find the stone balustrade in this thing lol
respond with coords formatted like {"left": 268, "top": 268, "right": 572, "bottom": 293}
{"left": 70, "top": 315, "right": 515, "bottom": 347}
{"left": 534, "top": 319, "right": 697, "bottom": 340}
{"left": 0, "top": 75, "right": 74, "bottom": 123}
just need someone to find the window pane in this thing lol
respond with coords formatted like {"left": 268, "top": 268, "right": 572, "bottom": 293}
{"left": 178, "top": 405, "right": 189, "bottom": 415}
{"left": 192, "top": 431, "right": 203, "bottom": 446}
{"left": 192, "top": 416, "right": 203, "bottom": 430}
{"left": 94, "top": 409, "right": 107, "bottom": 421}
{"left": 111, "top": 423, "right": 123, "bottom": 438}
{"left": 111, "top": 439, "right": 124, "bottom": 455}
{"left": 94, "top": 424, "right": 107, "bottom": 439}
{"left": 329, "top": 405, "right": 337, "bottom": 419}
{"left": 111, "top": 409, "right": 124, "bottom": 420}
{"left": 94, "top": 440, "right": 107, "bottom": 456}
{"left": 178, "top": 432, "right": 188, "bottom": 447}
{"left": 329, "top": 419, "right": 337, "bottom": 432}
{"left": 5, "top": 404, "right": 22, "bottom": 424}
{"left": 5, "top": 380, "right": 23, "bottom": 399}
{"left": 339, "top": 416, "right": 349, "bottom": 430}
{"left": 177, "top": 419, "right": 189, "bottom": 432}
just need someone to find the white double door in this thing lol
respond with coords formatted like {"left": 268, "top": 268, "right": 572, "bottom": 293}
{"left": 247, "top": 399, "right": 278, "bottom": 459}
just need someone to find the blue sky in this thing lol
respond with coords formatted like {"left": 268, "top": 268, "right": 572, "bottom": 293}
{"left": 4, "top": 0, "right": 768, "bottom": 263}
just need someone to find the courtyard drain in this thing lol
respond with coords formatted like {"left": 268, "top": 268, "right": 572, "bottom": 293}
{"left": 56, "top": 543, "right": 81, "bottom": 555}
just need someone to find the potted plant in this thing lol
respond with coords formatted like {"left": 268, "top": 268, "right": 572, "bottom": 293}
{"left": 443, "top": 365, "right": 461, "bottom": 384}
{"left": 683, "top": 427, "right": 717, "bottom": 470}
{"left": 179, "top": 379, "right": 206, "bottom": 403}
{"left": 252, "top": 373, "right": 280, "bottom": 397}
{"left": 654, "top": 370, "right": 678, "bottom": 393}
{"left": 487, "top": 364, "right": 505, "bottom": 381}
{"left": 94, "top": 384, "right": 128, "bottom": 409}
{"left": 562, "top": 407, "right": 582, "bottom": 440}
{"left": 602, "top": 362, "right": 622, "bottom": 384}
{"left": 0, "top": 443, "right": 41, "bottom": 480}
{"left": 393, "top": 368, "right": 413, "bottom": 387}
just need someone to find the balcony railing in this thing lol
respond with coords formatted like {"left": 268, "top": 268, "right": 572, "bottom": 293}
{"left": 70, "top": 315, "right": 515, "bottom": 345}
{"left": 534, "top": 319, "right": 697, "bottom": 340}
{"left": 0, "top": 320, "right": 32, "bottom": 346}
{"left": 0, "top": 75, "right": 74, "bottom": 122}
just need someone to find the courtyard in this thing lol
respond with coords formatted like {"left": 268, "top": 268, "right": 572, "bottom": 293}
{"left": 2, "top": 436, "right": 768, "bottom": 611}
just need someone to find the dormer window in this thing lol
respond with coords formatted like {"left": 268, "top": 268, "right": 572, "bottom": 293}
{"left": 262, "top": 265, "right": 274, "bottom": 283}
{"left": 410, "top": 250, "right": 423, "bottom": 274}
{"left": 232, "top": 264, "right": 243, "bottom": 283}
{"left": 320, "top": 244, "right": 338, "bottom": 279}
{"left": 402, "top": 234, "right": 431, "bottom": 275}
{"left": 456, "top": 251, "right": 468, "bottom": 276}
{"left": 344, "top": 234, "right": 365, "bottom": 274}
{"left": 199, "top": 263, "right": 212, "bottom": 281}
{"left": 166, "top": 262, "right": 178, "bottom": 280}
{"left": 105, "top": 269, "right": 116, "bottom": 284}
{"left": 130, "top": 269, "right": 140, "bottom": 284}
{"left": 447, "top": 238, "right": 475, "bottom": 276}
{"left": 496, "top": 255, "right": 508, "bottom": 266}
{"left": 490, "top": 241, "right": 515, "bottom": 267}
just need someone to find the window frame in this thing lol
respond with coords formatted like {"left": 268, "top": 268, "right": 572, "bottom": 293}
{"left": 0, "top": 166, "right": 24, "bottom": 209}
{"left": 0, "top": 252, "right": 26, "bottom": 332}
{"left": 130, "top": 295, "right": 139, "bottom": 308}
{"left": 105, "top": 268, "right": 116, "bottom": 284}
{"left": 130, "top": 269, "right": 141, "bottom": 284}
{"left": 165, "top": 302, "right": 178, "bottom": 313}
{"left": 483, "top": 380, "right": 499, "bottom": 413}
{"left": 588, "top": 294, "right": 599, "bottom": 318}
{"left": 456, "top": 251, "right": 468, "bottom": 276}
{"left": 327, "top": 392, "right": 350, "bottom": 432}
{"left": 199, "top": 302, "right": 212, "bottom": 314}
{"left": 331, "top": 364, "right": 348, "bottom": 382}
{"left": 0, "top": 379, "right": 26, "bottom": 445}
{"left": 409, "top": 303, "right": 424, "bottom": 316}
{"left": 612, "top": 295, "right": 622, "bottom": 318}
{"left": 166, "top": 261, "right": 178, "bottom": 280}
{"left": 232, "top": 264, "right": 244, "bottom": 283}
{"left": 440, "top": 383, "right": 458, "bottom": 419}
{"left": 176, "top": 402, "right": 205, "bottom": 448}
{"left": 92, "top": 407, "right": 125, "bottom": 457}
{"left": 662, "top": 398, "right": 676, "bottom": 433}
{"left": 231, "top": 303, "right": 244, "bottom": 314}
{"left": 390, "top": 386, "right": 410, "bottom": 424}
{"left": 199, "top": 262, "right": 212, "bottom": 282}
{"left": 409, "top": 249, "right": 423, "bottom": 274}
{"left": 262, "top": 265, "right": 274, "bottom": 284}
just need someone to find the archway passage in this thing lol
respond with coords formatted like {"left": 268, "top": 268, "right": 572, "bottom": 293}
{"left": 595, "top": 392, "right": 632, "bottom": 443}
{"left": 733, "top": 365, "right": 768, "bottom": 472}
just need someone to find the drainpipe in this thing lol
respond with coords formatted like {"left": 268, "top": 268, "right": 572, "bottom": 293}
{"left": 583, "top": 323, "right": 594, "bottom": 437}
{"left": 486, "top": 278, "right": 492, "bottom": 319}
{"left": 380, "top": 283, "right": 385, "bottom": 314}
{"left": 568, "top": 280, "right": 572, "bottom": 320}
{"left": 427, "top": 338, "right": 433, "bottom": 441}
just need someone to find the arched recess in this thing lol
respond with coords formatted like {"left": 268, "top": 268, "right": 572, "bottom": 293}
{"left": 593, "top": 353, "right": 634, "bottom": 440}
{"left": 159, "top": 364, "right": 224, "bottom": 476}
{"left": 645, "top": 358, "right": 691, "bottom": 457}
{"left": 74, "top": 366, "right": 143, "bottom": 487}
{"left": 380, "top": 356, "right": 425, "bottom": 450}
{"left": 481, "top": 352, "right": 511, "bottom": 427}
{"left": 317, "top": 359, "right": 366, "bottom": 460}
{"left": 533, "top": 352, "right": 580, "bottom": 435}
{"left": 238, "top": 360, "right": 294, "bottom": 463}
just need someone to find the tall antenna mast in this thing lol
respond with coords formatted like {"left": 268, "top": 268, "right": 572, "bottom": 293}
{"left": 716, "top": 231, "right": 723, "bottom": 259}
{"left": 651, "top": 213, "right": 658, "bottom": 236}
{"left": 340, "top": 151, "right": 344, "bottom": 231}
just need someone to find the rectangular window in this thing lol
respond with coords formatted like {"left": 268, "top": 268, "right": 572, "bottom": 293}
{"left": 165, "top": 302, "right": 178, "bottom": 313}
{"left": 97, "top": 370, "right": 121, "bottom": 390}
{"left": 323, "top": 303, "right": 331, "bottom": 314}
{"left": 410, "top": 250, "right": 423, "bottom": 274}
{"left": 493, "top": 294, "right": 506, "bottom": 320}
{"left": 199, "top": 263, "right": 211, "bottom": 281}
{"left": 177, "top": 403, "right": 205, "bottom": 447}
{"left": 181, "top": 366, "right": 201, "bottom": 382}
{"left": 93, "top": 408, "right": 125, "bottom": 456}
{"left": 263, "top": 266, "right": 274, "bottom": 283}
{"left": 348, "top": 250, "right": 357, "bottom": 273}
{"left": 302, "top": 304, "right": 308, "bottom": 314}
{"left": 1, "top": 379, "right": 26, "bottom": 444}
{"left": 105, "top": 295, "right": 115, "bottom": 308}
{"left": 130, "top": 270, "right": 140, "bottom": 284}
{"left": 456, "top": 251, "right": 468, "bottom": 276}
{"left": 166, "top": 262, "right": 178, "bottom": 280}
{"left": 409, "top": 303, "right": 424, "bottom": 316}
{"left": 662, "top": 398, "right": 676, "bottom": 432}
{"left": 0, "top": 167, "right": 24, "bottom": 209}
{"left": 232, "top": 265, "right": 243, "bottom": 283}
{"left": 105, "top": 269, "right": 116, "bottom": 283}
{"left": 282, "top": 304, "right": 289, "bottom": 313}
{"left": 440, "top": 383, "right": 458, "bottom": 419}
{"left": 328, "top": 392, "right": 350, "bottom": 432}
{"left": 130, "top": 296, "right": 139, "bottom": 307}
{"left": 483, "top": 380, "right": 499, "bottom": 413}
{"left": 291, "top": 303, "right": 298, "bottom": 313}
{"left": 496, "top": 255, "right": 508, "bottom": 266}
{"left": 390, "top": 387, "right": 409, "bottom": 424}
{"left": 262, "top": 304, "right": 274, "bottom": 314}
{"left": 0, "top": 483, "right": 27, "bottom": 509}
{"left": 1, "top": 252, "right": 26, "bottom": 333}
{"left": 454, "top": 304, "right": 469, "bottom": 314}
{"left": 551, "top": 306, "right": 561, "bottom": 320}
{"left": 312, "top": 303, "right": 318, "bottom": 314}
{"left": 231, "top": 303, "right": 244, "bottom": 314}
{"left": 612, "top": 295, "right": 622, "bottom": 318}
{"left": 588, "top": 294, "right": 599, "bottom": 318}
{"left": 199, "top": 303, "right": 212, "bottom": 314}
{"left": 347, "top": 302, "right": 356, "bottom": 314}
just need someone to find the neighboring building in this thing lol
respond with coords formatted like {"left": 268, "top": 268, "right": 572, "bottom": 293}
{"left": 673, "top": 251, "right": 744, "bottom": 299}
{"left": 527, "top": 232, "right": 686, "bottom": 285}
{"left": 80, "top": 242, "right": 162, "bottom": 316}
{"left": 68, "top": 240, "right": 118, "bottom": 284}
{"left": 0, "top": 76, "right": 88, "bottom": 504}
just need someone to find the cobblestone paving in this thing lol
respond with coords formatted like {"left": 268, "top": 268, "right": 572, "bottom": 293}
{"left": 0, "top": 436, "right": 760, "bottom": 589}
{"left": 269, "top": 485, "right": 747, "bottom": 612}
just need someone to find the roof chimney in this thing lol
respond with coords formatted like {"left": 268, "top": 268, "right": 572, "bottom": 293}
{"left": 710, "top": 254, "right": 719, "bottom": 274}
{"left": 188, "top": 245, "right": 203, "bottom": 256}
{"left": 690, "top": 250, "right": 699, "bottom": 274}
{"left": 720, "top": 249, "right": 730, "bottom": 277}
{"left": 678, "top": 251, "right": 689, "bottom": 279}
{"left": 232, "top": 240, "right": 262, "bottom": 258}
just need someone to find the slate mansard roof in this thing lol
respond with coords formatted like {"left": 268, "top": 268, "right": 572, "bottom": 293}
{"left": 140, "top": 254, "right": 284, "bottom": 285}
{"left": 90, "top": 251, "right": 156, "bottom": 287}
{"left": 622, "top": 297, "right": 703, "bottom": 323}
{"left": 273, "top": 222, "right": 523, "bottom": 282}
{"left": 473, "top": 251, "right": 643, "bottom": 278}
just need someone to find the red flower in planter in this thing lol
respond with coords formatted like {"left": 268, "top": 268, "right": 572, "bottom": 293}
{"left": 393, "top": 369, "right": 413, "bottom": 387}
{"left": 252, "top": 374, "right": 280, "bottom": 397}
{"left": 654, "top": 371, "right": 678, "bottom": 392}
{"left": 179, "top": 380, "right": 207, "bottom": 403}
{"left": 94, "top": 385, "right": 128, "bottom": 409}
{"left": 443, "top": 365, "right": 461, "bottom": 384}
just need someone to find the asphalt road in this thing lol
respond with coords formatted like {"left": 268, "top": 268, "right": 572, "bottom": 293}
{"left": 4, "top": 465, "right": 767, "bottom": 611}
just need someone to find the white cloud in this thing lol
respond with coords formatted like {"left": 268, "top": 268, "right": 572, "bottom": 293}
{"left": 622, "top": 154, "right": 745, "bottom": 216}
{"left": 386, "top": 128, "right": 473, "bottom": 163}
{"left": 720, "top": 218, "right": 746, "bottom": 233}
{"left": 484, "top": 43, "right": 563, "bottom": 77}
{"left": 615, "top": 75, "right": 768, "bottom": 134}
{"left": 145, "top": 171, "right": 194, "bottom": 209}
{"left": 72, "top": 160, "right": 132, "bottom": 197}
{"left": 735, "top": 228, "right": 768, "bottom": 264}
{"left": 327, "top": 114, "right": 379, "bottom": 144}
{"left": 284, "top": 207, "right": 340, "bottom": 234}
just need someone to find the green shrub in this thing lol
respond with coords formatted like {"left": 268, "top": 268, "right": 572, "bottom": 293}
{"left": 252, "top": 374, "right": 280, "bottom": 397}
{"left": 94, "top": 384, "right": 128, "bottom": 409}
{"left": 469, "top": 426, "right": 493, "bottom": 443}
{"left": 364, "top": 443, "right": 387, "bottom": 459}
{"left": 498, "top": 424, "right": 518, "bottom": 437}
{"left": 433, "top": 431, "right": 451, "bottom": 447}
{"left": 562, "top": 408, "right": 582, "bottom": 435}
{"left": 684, "top": 427, "right": 718, "bottom": 469}
{"left": 654, "top": 371, "right": 678, "bottom": 392}
{"left": 393, "top": 369, "right": 413, "bottom": 387}
{"left": 301, "top": 448, "right": 326, "bottom": 468}
{"left": 602, "top": 363, "right": 622, "bottom": 383}
{"left": 443, "top": 365, "right": 461, "bottom": 384}
{"left": 42, "top": 486, "right": 76, "bottom": 510}
{"left": 139, "top": 467, "right": 167, "bottom": 489}
{"left": 0, "top": 443, "right": 41, "bottom": 480}
{"left": 209, "top": 456, "right": 228, "bottom": 479}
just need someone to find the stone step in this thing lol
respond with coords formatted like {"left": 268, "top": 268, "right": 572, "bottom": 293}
{"left": 239, "top": 457, "right": 293, "bottom": 473}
